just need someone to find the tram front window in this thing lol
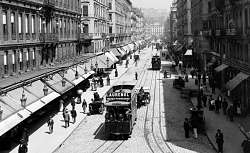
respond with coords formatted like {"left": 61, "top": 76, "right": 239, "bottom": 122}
{"left": 105, "top": 106, "right": 131, "bottom": 122}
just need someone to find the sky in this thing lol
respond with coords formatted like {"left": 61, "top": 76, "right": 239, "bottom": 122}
{"left": 131, "top": 0, "right": 172, "bottom": 11}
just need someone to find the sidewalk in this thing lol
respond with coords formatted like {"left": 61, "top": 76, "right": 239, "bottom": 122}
{"left": 9, "top": 56, "right": 136, "bottom": 153}
{"left": 182, "top": 72, "right": 245, "bottom": 153}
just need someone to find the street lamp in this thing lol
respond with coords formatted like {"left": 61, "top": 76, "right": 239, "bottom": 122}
{"left": 90, "top": 59, "right": 94, "bottom": 70}
{"left": 106, "top": 57, "right": 109, "bottom": 68}
{"left": 20, "top": 87, "right": 27, "bottom": 107}
{"left": 95, "top": 60, "right": 98, "bottom": 74}
{"left": 84, "top": 63, "right": 88, "bottom": 74}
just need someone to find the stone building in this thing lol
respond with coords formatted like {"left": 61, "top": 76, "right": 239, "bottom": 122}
{"left": 80, "top": 0, "right": 109, "bottom": 53}
{"left": 191, "top": 0, "right": 210, "bottom": 69}
{"left": 0, "top": 0, "right": 81, "bottom": 78}
{"left": 176, "top": 0, "right": 192, "bottom": 47}
{"left": 145, "top": 23, "right": 164, "bottom": 39}
{"left": 108, "top": 0, "right": 132, "bottom": 46}
{"left": 170, "top": 0, "right": 177, "bottom": 43}
{"left": 205, "top": 0, "right": 250, "bottom": 115}
{"left": 131, "top": 7, "right": 145, "bottom": 42}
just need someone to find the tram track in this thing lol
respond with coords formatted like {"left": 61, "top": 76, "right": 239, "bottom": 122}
{"left": 91, "top": 51, "right": 152, "bottom": 153}
{"left": 144, "top": 70, "right": 176, "bottom": 153}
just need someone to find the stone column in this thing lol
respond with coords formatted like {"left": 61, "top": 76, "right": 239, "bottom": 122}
{"left": 22, "top": 48, "right": 27, "bottom": 71}
{"left": 7, "top": 50, "right": 13, "bottom": 74}
{"left": 7, "top": 8, "right": 11, "bottom": 41}
{"left": 0, "top": 6, "right": 3, "bottom": 42}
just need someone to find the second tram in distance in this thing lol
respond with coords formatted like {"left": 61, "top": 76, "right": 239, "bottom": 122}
{"left": 151, "top": 55, "right": 161, "bottom": 70}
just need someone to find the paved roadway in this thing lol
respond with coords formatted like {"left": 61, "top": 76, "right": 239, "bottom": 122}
{"left": 54, "top": 47, "right": 215, "bottom": 153}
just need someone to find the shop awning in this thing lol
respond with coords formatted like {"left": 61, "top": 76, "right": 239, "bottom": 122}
{"left": 184, "top": 49, "right": 192, "bottom": 56}
{"left": 207, "top": 62, "right": 214, "bottom": 67}
{"left": 110, "top": 48, "right": 122, "bottom": 57}
{"left": 105, "top": 52, "right": 118, "bottom": 65}
{"left": 109, "top": 51, "right": 119, "bottom": 62}
{"left": 0, "top": 103, "right": 30, "bottom": 136}
{"left": 215, "top": 64, "right": 229, "bottom": 72}
{"left": 45, "top": 73, "right": 74, "bottom": 94}
{"left": 226, "top": 72, "right": 249, "bottom": 91}
{"left": 94, "top": 54, "right": 110, "bottom": 69}
{"left": 117, "top": 48, "right": 126, "bottom": 56}
{"left": 122, "top": 46, "right": 129, "bottom": 54}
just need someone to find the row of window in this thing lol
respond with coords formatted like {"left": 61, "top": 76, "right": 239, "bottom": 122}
{"left": 54, "top": 0, "right": 80, "bottom": 12}
{"left": 1, "top": 10, "right": 79, "bottom": 41}
{"left": 2, "top": 49, "right": 36, "bottom": 74}
{"left": 211, "top": 40, "right": 250, "bottom": 63}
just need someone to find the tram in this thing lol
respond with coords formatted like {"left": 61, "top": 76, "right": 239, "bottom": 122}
{"left": 104, "top": 83, "right": 137, "bottom": 138}
{"left": 151, "top": 55, "right": 161, "bottom": 70}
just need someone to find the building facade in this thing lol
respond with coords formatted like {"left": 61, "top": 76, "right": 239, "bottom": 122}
{"left": 108, "top": 0, "right": 132, "bottom": 46}
{"left": 170, "top": 0, "right": 177, "bottom": 43}
{"left": 145, "top": 23, "right": 164, "bottom": 39}
{"left": 203, "top": 0, "right": 250, "bottom": 115}
{"left": 81, "top": 0, "right": 109, "bottom": 53}
{"left": 0, "top": 0, "right": 81, "bottom": 78}
{"left": 131, "top": 7, "right": 145, "bottom": 42}
{"left": 176, "top": 0, "right": 192, "bottom": 47}
{"left": 191, "top": 0, "right": 210, "bottom": 69}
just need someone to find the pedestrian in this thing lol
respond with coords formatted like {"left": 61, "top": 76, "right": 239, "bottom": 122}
{"left": 115, "top": 69, "right": 118, "bottom": 77}
{"left": 215, "top": 96, "right": 220, "bottom": 113}
{"left": 18, "top": 143, "right": 28, "bottom": 153}
{"left": 64, "top": 109, "right": 70, "bottom": 128}
{"left": 202, "top": 72, "right": 206, "bottom": 85}
{"left": 183, "top": 118, "right": 190, "bottom": 138}
{"left": 99, "top": 76, "right": 104, "bottom": 87}
{"left": 71, "top": 109, "right": 77, "bottom": 124}
{"left": 185, "top": 73, "right": 188, "bottom": 82}
{"left": 222, "top": 98, "right": 228, "bottom": 115}
{"left": 218, "top": 95, "right": 222, "bottom": 108}
{"left": 227, "top": 104, "right": 234, "bottom": 121}
{"left": 215, "top": 129, "right": 224, "bottom": 153}
{"left": 47, "top": 116, "right": 54, "bottom": 134}
{"left": 202, "top": 94, "right": 207, "bottom": 107}
{"left": 82, "top": 99, "right": 87, "bottom": 114}
{"left": 71, "top": 97, "right": 76, "bottom": 110}
{"left": 59, "top": 99, "right": 64, "bottom": 112}
{"left": 135, "top": 72, "right": 138, "bottom": 80}
{"left": 197, "top": 72, "right": 201, "bottom": 84}
{"left": 20, "top": 127, "right": 29, "bottom": 146}
{"left": 212, "top": 82, "right": 216, "bottom": 94}
{"left": 191, "top": 114, "right": 198, "bottom": 139}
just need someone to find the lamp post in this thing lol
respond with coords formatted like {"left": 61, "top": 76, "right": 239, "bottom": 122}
{"left": 95, "top": 60, "right": 98, "bottom": 74}
{"left": 84, "top": 63, "right": 88, "bottom": 74}
{"left": 20, "top": 88, "right": 27, "bottom": 107}
{"left": 106, "top": 57, "right": 109, "bottom": 68}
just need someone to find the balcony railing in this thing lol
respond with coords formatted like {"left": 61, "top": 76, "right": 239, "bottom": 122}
{"left": 39, "top": 33, "right": 59, "bottom": 42}
{"left": 80, "top": 33, "right": 93, "bottom": 40}
{"left": 225, "top": 28, "right": 241, "bottom": 36}
{"left": 216, "top": 29, "right": 221, "bottom": 36}
{"left": 25, "top": 33, "right": 30, "bottom": 40}
{"left": 44, "top": 0, "right": 55, "bottom": 7}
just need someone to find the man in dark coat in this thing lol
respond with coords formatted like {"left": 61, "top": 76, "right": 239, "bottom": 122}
{"left": 115, "top": 69, "right": 118, "bottom": 77}
{"left": 183, "top": 118, "right": 190, "bottom": 138}
{"left": 202, "top": 94, "right": 207, "bottom": 107}
{"left": 71, "top": 109, "right": 77, "bottom": 124}
{"left": 222, "top": 98, "right": 228, "bottom": 115}
{"left": 215, "top": 129, "right": 224, "bottom": 153}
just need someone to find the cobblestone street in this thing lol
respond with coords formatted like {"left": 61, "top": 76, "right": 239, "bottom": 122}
{"left": 54, "top": 47, "right": 215, "bottom": 153}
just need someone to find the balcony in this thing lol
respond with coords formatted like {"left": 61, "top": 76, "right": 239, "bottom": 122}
{"left": 246, "top": 28, "right": 250, "bottom": 36}
{"left": 202, "top": 30, "right": 210, "bottom": 37}
{"left": 225, "top": 28, "right": 241, "bottom": 36}
{"left": 39, "top": 33, "right": 59, "bottom": 42}
{"left": 80, "top": 33, "right": 93, "bottom": 40}
{"left": 216, "top": 29, "right": 221, "bottom": 36}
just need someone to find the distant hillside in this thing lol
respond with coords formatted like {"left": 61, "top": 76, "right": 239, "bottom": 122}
{"left": 141, "top": 8, "right": 168, "bottom": 25}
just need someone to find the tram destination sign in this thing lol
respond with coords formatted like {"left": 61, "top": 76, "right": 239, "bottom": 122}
{"left": 106, "top": 92, "right": 131, "bottom": 101}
